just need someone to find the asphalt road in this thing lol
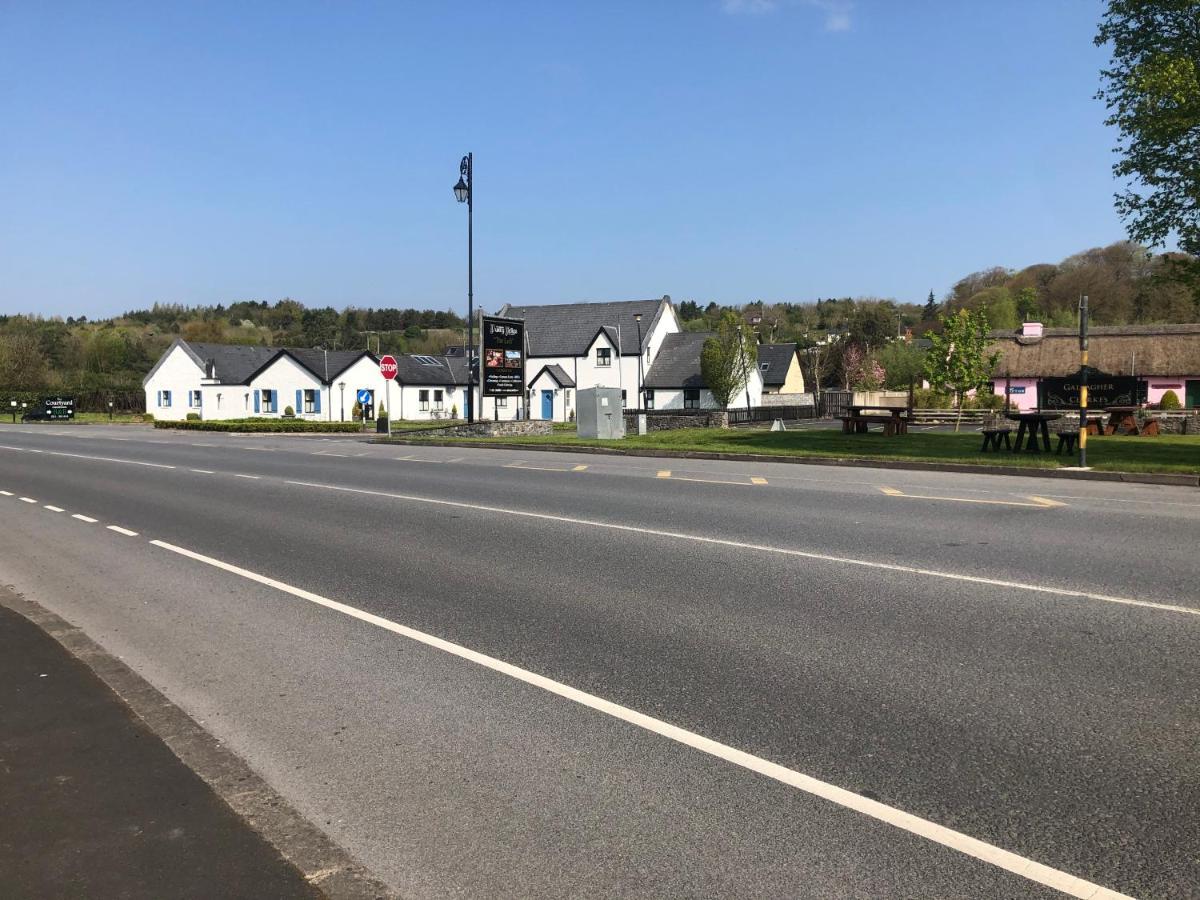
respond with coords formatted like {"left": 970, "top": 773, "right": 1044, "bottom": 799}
{"left": 1, "top": 423, "right": 1198, "bottom": 898}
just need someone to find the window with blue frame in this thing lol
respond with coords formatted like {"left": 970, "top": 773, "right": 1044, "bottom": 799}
{"left": 260, "top": 389, "right": 276, "bottom": 412}
{"left": 158, "top": 390, "right": 171, "bottom": 408}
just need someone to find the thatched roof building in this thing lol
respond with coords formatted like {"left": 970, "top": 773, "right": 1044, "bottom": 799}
{"left": 988, "top": 323, "right": 1200, "bottom": 377}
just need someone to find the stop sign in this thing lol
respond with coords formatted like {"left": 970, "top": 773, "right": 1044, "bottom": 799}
{"left": 379, "top": 355, "right": 398, "bottom": 380}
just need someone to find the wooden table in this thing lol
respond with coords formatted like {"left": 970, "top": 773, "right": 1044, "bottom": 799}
{"left": 1104, "top": 406, "right": 1141, "bottom": 435}
{"left": 1006, "top": 411, "right": 1061, "bottom": 453}
{"left": 842, "top": 405, "right": 912, "bottom": 437}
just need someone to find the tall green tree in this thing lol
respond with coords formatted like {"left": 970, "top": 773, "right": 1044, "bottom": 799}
{"left": 922, "top": 290, "right": 939, "bottom": 320}
{"left": 700, "top": 311, "right": 756, "bottom": 409}
{"left": 1096, "top": 1, "right": 1200, "bottom": 258}
{"left": 923, "top": 309, "right": 1000, "bottom": 431}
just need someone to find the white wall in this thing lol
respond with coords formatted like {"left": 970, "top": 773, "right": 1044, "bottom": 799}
{"left": 144, "top": 344, "right": 205, "bottom": 421}
{"left": 645, "top": 366, "right": 762, "bottom": 411}
{"left": 529, "top": 371, "right": 574, "bottom": 421}
{"left": 246, "top": 355, "right": 324, "bottom": 418}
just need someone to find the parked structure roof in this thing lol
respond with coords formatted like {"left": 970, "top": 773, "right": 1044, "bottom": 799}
{"left": 497, "top": 298, "right": 668, "bottom": 356}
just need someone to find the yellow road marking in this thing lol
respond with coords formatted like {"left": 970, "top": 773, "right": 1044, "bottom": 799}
{"left": 658, "top": 471, "right": 768, "bottom": 487}
{"left": 877, "top": 487, "right": 1065, "bottom": 508}
{"left": 504, "top": 462, "right": 588, "bottom": 473}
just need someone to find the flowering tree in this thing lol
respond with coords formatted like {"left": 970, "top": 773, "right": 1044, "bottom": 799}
{"left": 842, "top": 344, "right": 887, "bottom": 391}
{"left": 923, "top": 309, "right": 1000, "bottom": 431}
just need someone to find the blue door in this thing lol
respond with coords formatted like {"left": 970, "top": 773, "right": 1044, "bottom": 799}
{"left": 541, "top": 390, "right": 554, "bottom": 420}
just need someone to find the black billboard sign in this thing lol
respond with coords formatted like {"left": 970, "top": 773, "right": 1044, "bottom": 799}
{"left": 1038, "top": 368, "right": 1145, "bottom": 409}
{"left": 480, "top": 316, "right": 525, "bottom": 397}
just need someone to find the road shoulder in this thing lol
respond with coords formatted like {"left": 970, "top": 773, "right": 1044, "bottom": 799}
{"left": 0, "top": 586, "right": 394, "bottom": 900}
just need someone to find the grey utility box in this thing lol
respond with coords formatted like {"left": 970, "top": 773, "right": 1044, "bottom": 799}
{"left": 577, "top": 387, "right": 626, "bottom": 440}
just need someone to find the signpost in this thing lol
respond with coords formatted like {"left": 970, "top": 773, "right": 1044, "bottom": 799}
{"left": 480, "top": 316, "right": 525, "bottom": 420}
{"left": 379, "top": 355, "right": 397, "bottom": 436}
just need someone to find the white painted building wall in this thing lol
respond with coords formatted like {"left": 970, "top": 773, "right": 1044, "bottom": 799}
{"left": 143, "top": 344, "right": 206, "bottom": 422}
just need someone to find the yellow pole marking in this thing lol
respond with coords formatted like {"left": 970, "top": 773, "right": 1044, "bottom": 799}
{"left": 877, "top": 487, "right": 1065, "bottom": 509}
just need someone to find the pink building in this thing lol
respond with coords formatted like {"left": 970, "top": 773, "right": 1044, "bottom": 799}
{"left": 988, "top": 322, "right": 1200, "bottom": 411}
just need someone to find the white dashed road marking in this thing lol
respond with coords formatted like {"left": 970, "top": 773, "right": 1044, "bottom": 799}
{"left": 0, "top": 490, "right": 12, "bottom": 496}
{"left": 71, "top": 514, "right": 97, "bottom": 523}
{"left": 233, "top": 474, "right": 260, "bottom": 480}
{"left": 20, "top": 497, "right": 37, "bottom": 503}
{"left": 44, "top": 505, "right": 64, "bottom": 512}
{"left": 106, "top": 525, "right": 139, "bottom": 536}
{"left": 190, "top": 469, "right": 215, "bottom": 474}
{"left": 149, "top": 537, "right": 1133, "bottom": 900}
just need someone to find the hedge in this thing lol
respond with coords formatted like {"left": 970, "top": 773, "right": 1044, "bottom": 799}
{"left": 154, "top": 420, "right": 363, "bottom": 433}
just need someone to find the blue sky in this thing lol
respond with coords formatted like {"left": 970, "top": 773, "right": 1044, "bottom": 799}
{"left": 1, "top": 1, "right": 1121, "bottom": 319}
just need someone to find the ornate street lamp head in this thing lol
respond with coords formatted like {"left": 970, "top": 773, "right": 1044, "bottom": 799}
{"left": 454, "top": 154, "right": 471, "bottom": 202}
{"left": 453, "top": 176, "right": 469, "bottom": 203}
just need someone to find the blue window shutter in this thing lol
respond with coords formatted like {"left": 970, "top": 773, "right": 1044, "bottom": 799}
{"left": 296, "top": 389, "right": 302, "bottom": 413}
{"left": 254, "top": 391, "right": 260, "bottom": 413}
{"left": 314, "top": 391, "right": 321, "bottom": 413}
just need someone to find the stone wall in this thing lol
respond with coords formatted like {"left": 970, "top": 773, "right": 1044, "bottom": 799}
{"left": 622, "top": 411, "right": 729, "bottom": 432}
{"left": 760, "top": 392, "right": 815, "bottom": 408}
{"left": 432, "top": 420, "right": 553, "bottom": 438}
{"left": 1149, "top": 413, "right": 1200, "bottom": 435}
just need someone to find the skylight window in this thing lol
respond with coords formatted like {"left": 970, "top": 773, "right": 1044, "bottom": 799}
{"left": 413, "top": 355, "right": 442, "bottom": 366}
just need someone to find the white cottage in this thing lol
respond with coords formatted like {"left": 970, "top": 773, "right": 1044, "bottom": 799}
{"left": 497, "top": 296, "right": 680, "bottom": 417}
{"left": 641, "top": 332, "right": 763, "bottom": 410}
{"left": 143, "top": 339, "right": 383, "bottom": 422}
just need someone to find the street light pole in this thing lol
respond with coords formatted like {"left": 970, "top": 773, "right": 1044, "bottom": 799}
{"left": 454, "top": 153, "right": 475, "bottom": 423}
{"left": 633, "top": 313, "right": 645, "bottom": 409}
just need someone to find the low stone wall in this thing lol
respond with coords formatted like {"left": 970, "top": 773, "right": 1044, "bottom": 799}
{"left": 1147, "top": 413, "right": 1200, "bottom": 435}
{"left": 432, "top": 420, "right": 553, "bottom": 438}
{"left": 622, "top": 411, "right": 729, "bottom": 432}
{"left": 760, "top": 392, "right": 815, "bottom": 407}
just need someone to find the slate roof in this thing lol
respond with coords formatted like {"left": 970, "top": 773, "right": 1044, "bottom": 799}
{"left": 756, "top": 343, "right": 797, "bottom": 387}
{"left": 497, "top": 298, "right": 667, "bottom": 356}
{"left": 643, "top": 332, "right": 713, "bottom": 389}
{"left": 286, "top": 349, "right": 370, "bottom": 382}
{"left": 184, "top": 342, "right": 278, "bottom": 385}
{"left": 392, "top": 354, "right": 470, "bottom": 386}
{"left": 529, "top": 364, "right": 575, "bottom": 388}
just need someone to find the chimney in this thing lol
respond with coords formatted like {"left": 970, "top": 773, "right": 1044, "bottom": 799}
{"left": 1020, "top": 322, "right": 1043, "bottom": 338}
{"left": 205, "top": 358, "right": 216, "bottom": 378}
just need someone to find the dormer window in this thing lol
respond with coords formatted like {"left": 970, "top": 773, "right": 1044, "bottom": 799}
{"left": 760, "top": 362, "right": 770, "bottom": 373}
{"left": 596, "top": 347, "right": 612, "bottom": 367}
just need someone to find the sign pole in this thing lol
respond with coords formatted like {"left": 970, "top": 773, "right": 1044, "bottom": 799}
{"left": 1078, "top": 295, "right": 1088, "bottom": 469}
{"left": 386, "top": 378, "right": 392, "bottom": 437}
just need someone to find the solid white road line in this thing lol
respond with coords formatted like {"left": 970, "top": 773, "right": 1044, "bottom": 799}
{"left": 106, "top": 525, "right": 139, "bottom": 536}
{"left": 0, "top": 445, "right": 174, "bottom": 469}
{"left": 19, "top": 497, "right": 36, "bottom": 503}
{"left": 43, "top": 505, "right": 64, "bottom": 512}
{"left": 284, "top": 479, "right": 1199, "bottom": 619}
{"left": 71, "top": 514, "right": 97, "bottom": 523}
{"left": 149, "top": 537, "right": 1131, "bottom": 900}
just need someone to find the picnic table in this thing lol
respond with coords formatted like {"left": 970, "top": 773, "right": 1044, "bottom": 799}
{"left": 1104, "top": 406, "right": 1141, "bottom": 435}
{"left": 1005, "top": 411, "right": 1061, "bottom": 453}
{"left": 841, "top": 405, "right": 912, "bottom": 437}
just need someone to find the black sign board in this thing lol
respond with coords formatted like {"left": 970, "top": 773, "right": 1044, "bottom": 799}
{"left": 40, "top": 396, "right": 75, "bottom": 420}
{"left": 1038, "top": 368, "right": 1145, "bottom": 409}
{"left": 480, "top": 316, "right": 525, "bottom": 397}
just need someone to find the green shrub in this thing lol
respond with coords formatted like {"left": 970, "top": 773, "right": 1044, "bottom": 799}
{"left": 1160, "top": 389, "right": 1181, "bottom": 410}
{"left": 965, "top": 391, "right": 1005, "bottom": 410}
{"left": 141, "top": 412, "right": 154, "bottom": 423}
{"left": 283, "top": 405, "right": 296, "bottom": 417}
{"left": 352, "top": 401, "right": 363, "bottom": 419}
{"left": 186, "top": 412, "right": 200, "bottom": 421}
{"left": 911, "top": 387, "right": 954, "bottom": 408}
{"left": 154, "top": 419, "right": 360, "bottom": 433}
{"left": 451, "top": 404, "right": 459, "bottom": 418}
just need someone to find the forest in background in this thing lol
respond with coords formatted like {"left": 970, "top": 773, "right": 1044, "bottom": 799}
{"left": 1, "top": 239, "right": 1197, "bottom": 400}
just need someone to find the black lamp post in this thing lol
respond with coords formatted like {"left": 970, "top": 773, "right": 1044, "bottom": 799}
{"left": 454, "top": 153, "right": 475, "bottom": 423}
{"left": 632, "top": 313, "right": 645, "bottom": 410}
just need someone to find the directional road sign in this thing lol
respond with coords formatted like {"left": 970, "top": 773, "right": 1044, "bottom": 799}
{"left": 357, "top": 389, "right": 372, "bottom": 405}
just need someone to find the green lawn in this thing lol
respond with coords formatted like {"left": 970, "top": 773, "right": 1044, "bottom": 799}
{"left": 0, "top": 412, "right": 148, "bottom": 425}
{"left": 404, "top": 426, "right": 1200, "bottom": 474}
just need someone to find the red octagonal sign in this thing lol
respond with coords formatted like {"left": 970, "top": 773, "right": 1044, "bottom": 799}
{"left": 379, "top": 355, "right": 398, "bottom": 380}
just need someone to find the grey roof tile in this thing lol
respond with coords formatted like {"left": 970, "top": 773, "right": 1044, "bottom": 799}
{"left": 498, "top": 299, "right": 666, "bottom": 356}
{"left": 756, "top": 343, "right": 797, "bottom": 387}
{"left": 643, "top": 332, "right": 713, "bottom": 389}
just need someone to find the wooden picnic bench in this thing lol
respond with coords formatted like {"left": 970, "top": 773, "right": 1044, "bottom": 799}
{"left": 841, "top": 405, "right": 911, "bottom": 437}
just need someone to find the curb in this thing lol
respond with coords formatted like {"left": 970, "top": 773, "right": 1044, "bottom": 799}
{"left": 371, "top": 438, "right": 1200, "bottom": 488}
{"left": 0, "top": 588, "right": 397, "bottom": 900}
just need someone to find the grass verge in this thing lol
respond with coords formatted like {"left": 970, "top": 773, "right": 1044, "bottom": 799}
{"left": 402, "top": 426, "right": 1200, "bottom": 474}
